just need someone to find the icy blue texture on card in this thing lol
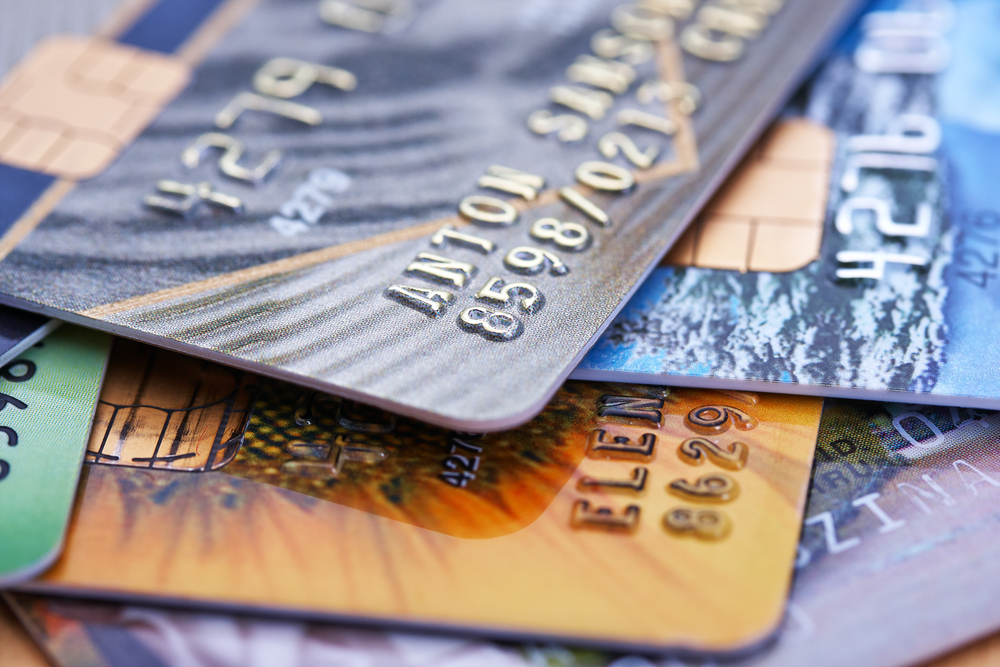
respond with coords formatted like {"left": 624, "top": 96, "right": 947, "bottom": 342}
{"left": 578, "top": 0, "right": 1000, "bottom": 409}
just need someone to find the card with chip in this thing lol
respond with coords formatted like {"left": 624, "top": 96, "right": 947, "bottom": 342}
{"left": 529, "top": 396, "right": 1000, "bottom": 667}
{"left": 0, "top": 0, "right": 861, "bottom": 430}
{"left": 576, "top": 0, "right": 1000, "bottom": 411}
{"left": 12, "top": 397, "right": 1000, "bottom": 667}
{"left": 24, "top": 341, "right": 822, "bottom": 653}
{"left": 0, "top": 325, "right": 110, "bottom": 587}
{"left": 597, "top": 398, "right": 1000, "bottom": 667}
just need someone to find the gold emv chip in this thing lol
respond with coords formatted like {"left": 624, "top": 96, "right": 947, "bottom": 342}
{"left": 666, "top": 118, "right": 834, "bottom": 274}
{"left": 0, "top": 36, "right": 190, "bottom": 179}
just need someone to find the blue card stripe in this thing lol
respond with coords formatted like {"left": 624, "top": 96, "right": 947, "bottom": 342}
{"left": 117, "top": 0, "right": 228, "bottom": 54}
{"left": 0, "top": 164, "right": 55, "bottom": 237}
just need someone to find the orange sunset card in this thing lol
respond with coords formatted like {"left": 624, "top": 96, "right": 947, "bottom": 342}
{"left": 29, "top": 341, "right": 822, "bottom": 653}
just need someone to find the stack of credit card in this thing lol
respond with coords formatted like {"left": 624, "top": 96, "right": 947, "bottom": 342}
{"left": 1, "top": 0, "right": 998, "bottom": 665}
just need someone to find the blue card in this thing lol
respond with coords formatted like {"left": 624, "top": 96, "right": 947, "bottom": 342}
{"left": 576, "top": 0, "right": 1000, "bottom": 410}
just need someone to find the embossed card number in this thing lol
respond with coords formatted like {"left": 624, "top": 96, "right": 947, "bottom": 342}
{"left": 384, "top": 0, "right": 691, "bottom": 342}
{"left": 665, "top": 402, "right": 756, "bottom": 538}
{"left": 678, "top": 436, "right": 748, "bottom": 469}
{"left": 141, "top": 55, "right": 355, "bottom": 224}
{"left": 381, "top": 0, "right": 791, "bottom": 345}
{"left": 572, "top": 393, "right": 760, "bottom": 541}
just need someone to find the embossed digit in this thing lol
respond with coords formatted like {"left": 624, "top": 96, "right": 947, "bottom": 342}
{"left": 636, "top": 80, "right": 701, "bottom": 114}
{"left": 678, "top": 437, "right": 748, "bottom": 470}
{"left": 575, "top": 161, "right": 635, "bottom": 193}
{"left": 571, "top": 500, "right": 640, "bottom": 533}
{"left": 599, "top": 132, "right": 659, "bottom": 169}
{"left": 182, "top": 133, "right": 281, "bottom": 185}
{"left": 214, "top": 93, "right": 321, "bottom": 128}
{"left": 566, "top": 55, "right": 635, "bottom": 94}
{"left": 667, "top": 473, "right": 739, "bottom": 503}
{"left": 698, "top": 5, "right": 766, "bottom": 38}
{"left": 530, "top": 218, "right": 590, "bottom": 251}
{"left": 458, "top": 307, "right": 523, "bottom": 342}
{"left": 663, "top": 507, "right": 731, "bottom": 540}
{"left": 253, "top": 57, "right": 356, "bottom": 98}
{"left": 680, "top": 24, "right": 744, "bottom": 62}
{"left": 504, "top": 247, "right": 569, "bottom": 276}
{"left": 611, "top": 4, "right": 674, "bottom": 40}
{"left": 0, "top": 459, "right": 7, "bottom": 482}
{"left": 476, "top": 277, "right": 543, "bottom": 313}
{"left": 318, "top": 0, "right": 414, "bottom": 33}
{"left": 846, "top": 114, "right": 941, "bottom": 154}
{"left": 643, "top": 0, "right": 698, "bottom": 18}
{"left": 685, "top": 404, "right": 756, "bottom": 434}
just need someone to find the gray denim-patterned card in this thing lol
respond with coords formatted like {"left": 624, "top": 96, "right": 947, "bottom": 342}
{"left": 0, "top": 0, "right": 859, "bottom": 429}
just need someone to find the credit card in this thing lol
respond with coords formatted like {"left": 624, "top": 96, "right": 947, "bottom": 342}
{"left": 15, "top": 397, "right": 1000, "bottom": 667}
{"left": 4, "top": 592, "right": 541, "bottom": 667}
{"left": 0, "top": 0, "right": 861, "bottom": 430}
{"left": 603, "top": 397, "right": 1000, "bottom": 667}
{"left": 86, "top": 338, "right": 257, "bottom": 471}
{"left": 25, "top": 345, "right": 822, "bottom": 653}
{"left": 0, "top": 325, "right": 111, "bottom": 587}
{"left": 738, "top": 398, "right": 1000, "bottom": 667}
{"left": 535, "top": 396, "right": 1000, "bottom": 666}
{"left": 0, "top": 306, "right": 60, "bottom": 369}
{"left": 0, "top": 596, "right": 49, "bottom": 667}
{"left": 0, "top": 0, "right": 119, "bottom": 75}
{"left": 576, "top": 0, "right": 1000, "bottom": 411}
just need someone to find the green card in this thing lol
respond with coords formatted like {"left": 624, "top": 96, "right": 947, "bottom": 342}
{"left": 0, "top": 325, "right": 110, "bottom": 586}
